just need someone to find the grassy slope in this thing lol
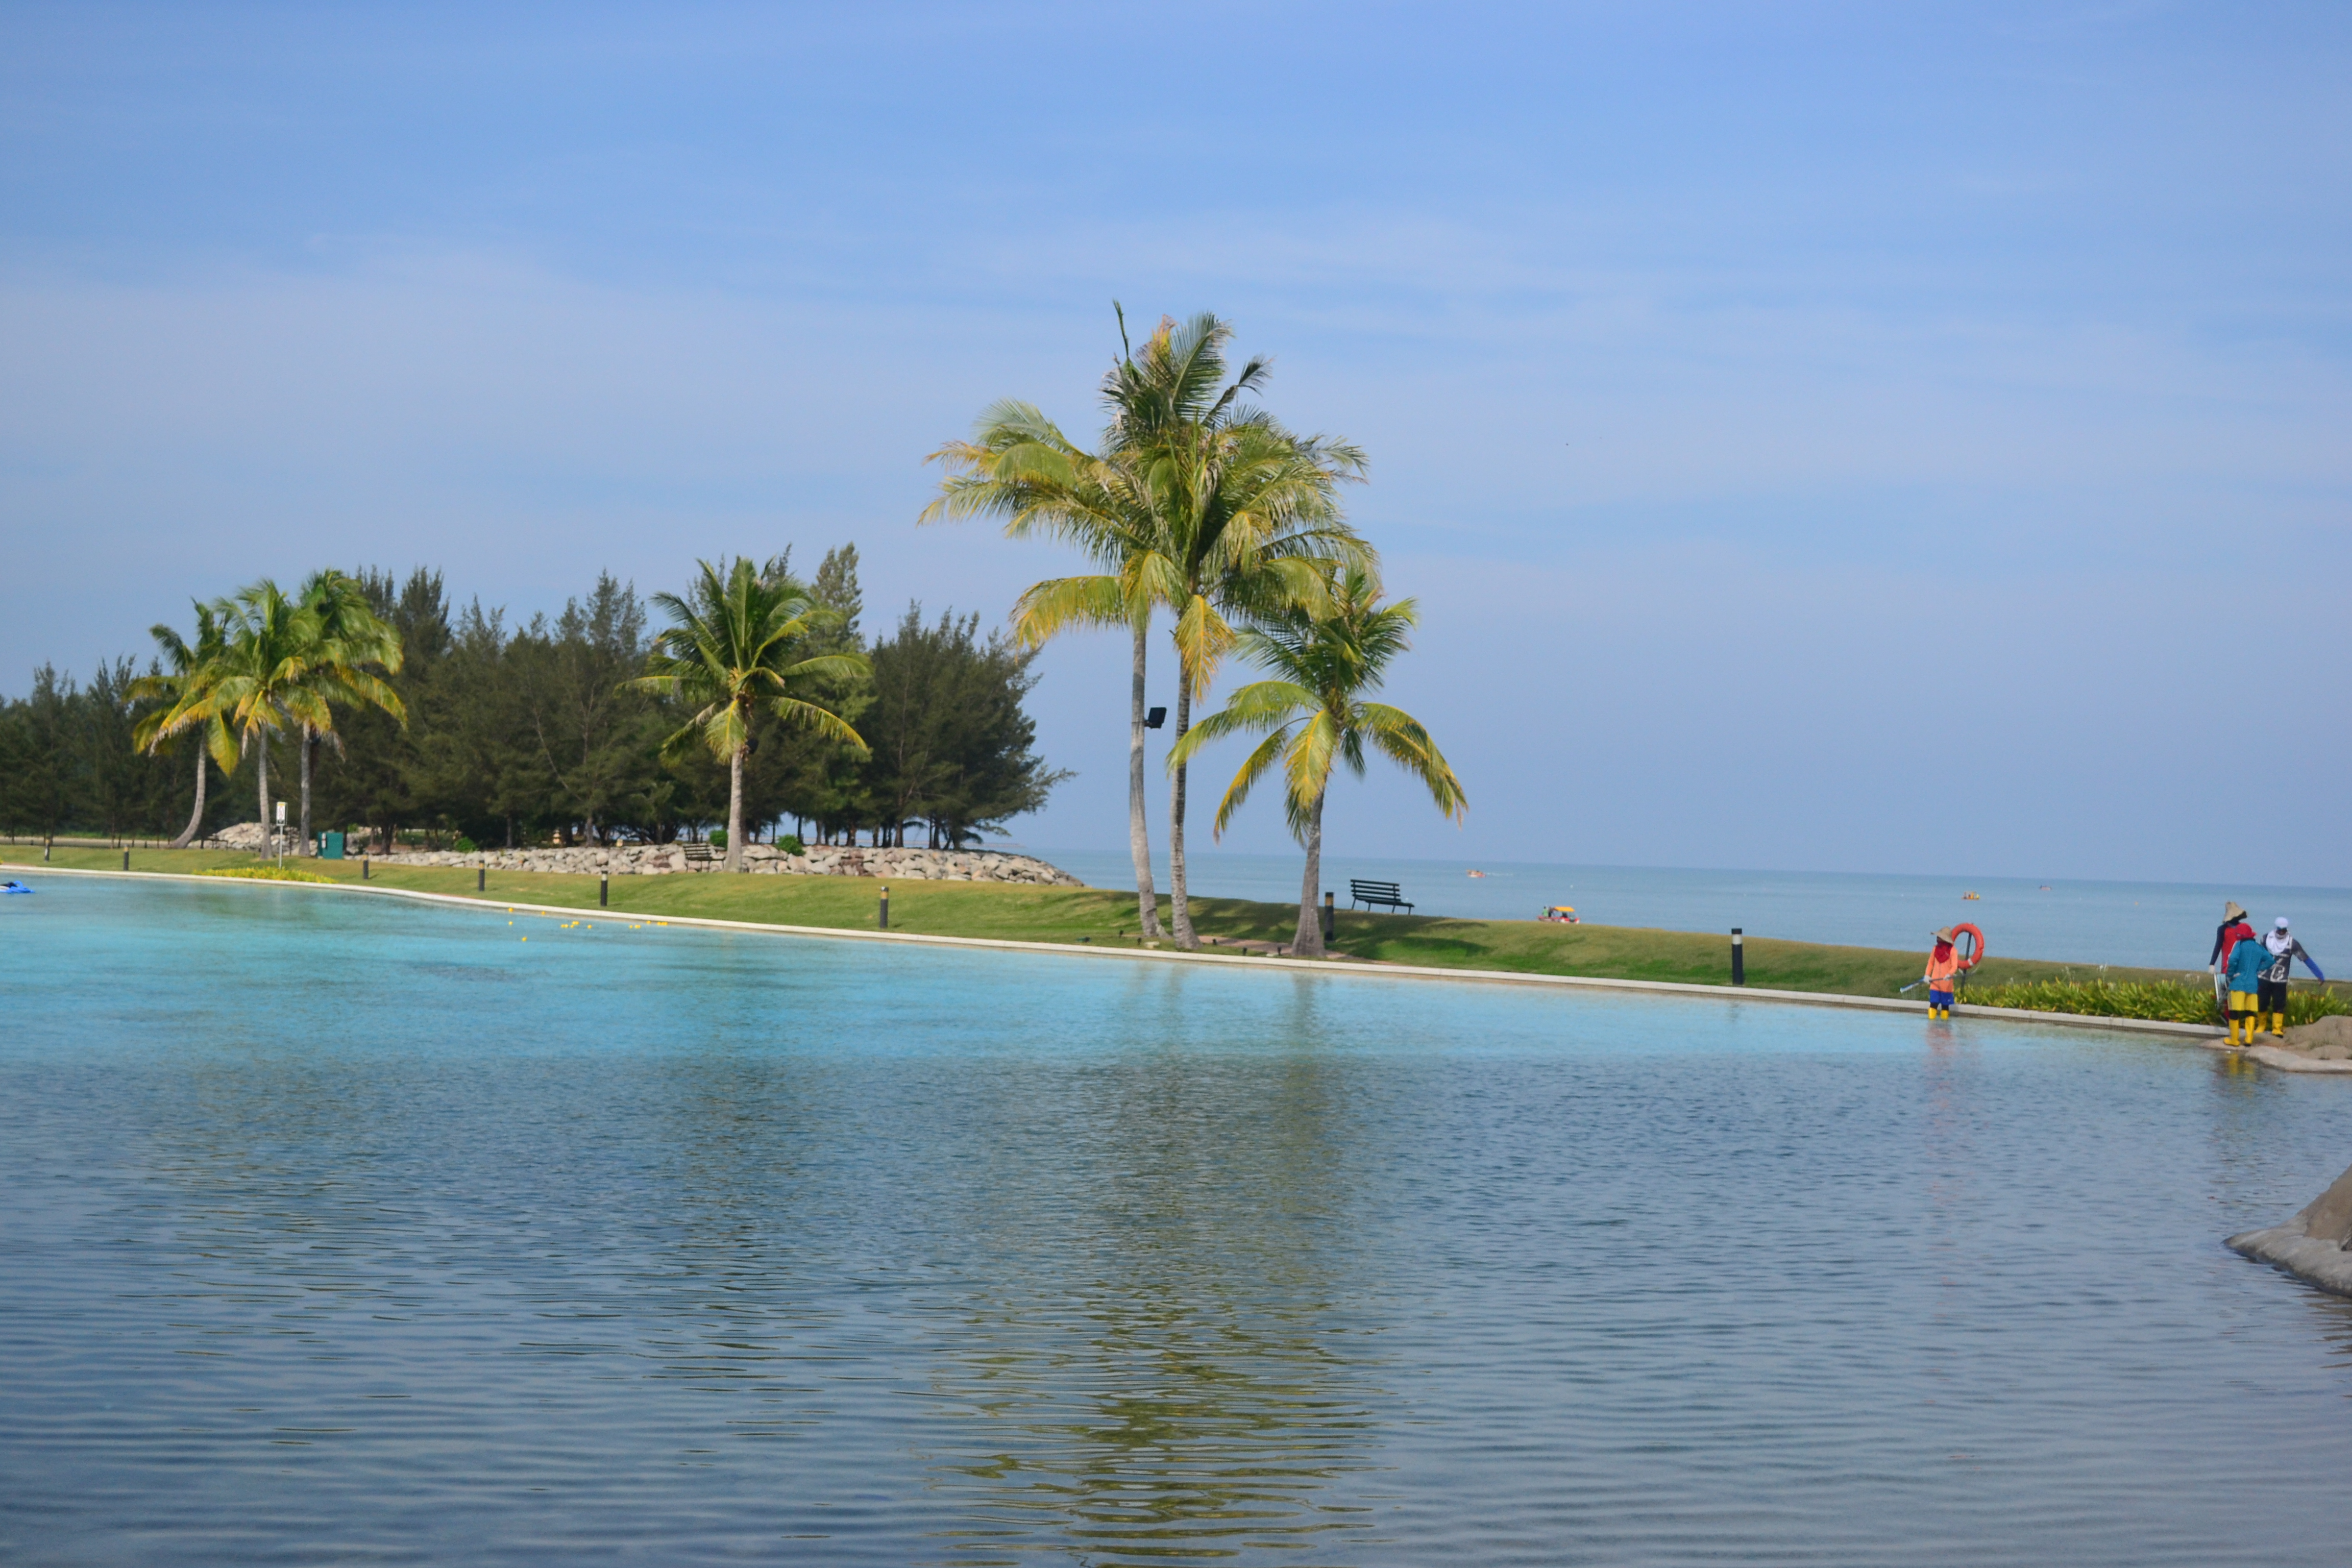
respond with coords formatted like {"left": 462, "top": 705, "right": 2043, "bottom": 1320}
{"left": 9, "top": 844, "right": 2248, "bottom": 1000}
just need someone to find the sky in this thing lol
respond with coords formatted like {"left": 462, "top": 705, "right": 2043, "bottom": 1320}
{"left": 2, "top": 2, "right": 2346, "bottom": 885}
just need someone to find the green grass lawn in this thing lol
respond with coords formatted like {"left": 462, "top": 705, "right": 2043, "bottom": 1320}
{"left": 12, "top": 843, "right": 2293, "bottom": 1010}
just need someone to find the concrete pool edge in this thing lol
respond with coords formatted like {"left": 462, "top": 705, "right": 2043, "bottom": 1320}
{"left": 25, "top": 863, "right": 2261, "bottom": 1045}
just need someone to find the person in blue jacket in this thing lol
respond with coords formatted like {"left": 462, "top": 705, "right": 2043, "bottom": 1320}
{"left": 2224, "top": 926, "right": 2270, "bottom": 1047}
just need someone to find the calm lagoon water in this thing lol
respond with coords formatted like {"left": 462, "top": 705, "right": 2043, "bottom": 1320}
{"left": 5, "top": 876, "right": 2352, "bottom": 1565}
{"left": 1038, "top": 848, "right": 2352, "bottom": 971}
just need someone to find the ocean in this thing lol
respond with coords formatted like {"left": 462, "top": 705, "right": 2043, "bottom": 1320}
{"left": 1028, "top": 848, "right": 2351, "bottom": 973}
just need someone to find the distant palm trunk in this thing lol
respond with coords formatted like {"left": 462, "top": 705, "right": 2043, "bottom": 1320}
{"left": 1293, "top": 787, "right": 1327, "bottom": 956}
{"left": 255, "top": 741, "right": 272, "bottom": 857}
{"left": 297, "top": 726, "right": 314, "bottom": 855}
{"left": 1128, "top": 620, "right": 1163, "bottom": 937}
{"left": 725, "top": 744, "right": 746, "bottom": 872}
{"left": 1167, "top": 668, "right": 1196, "bottom": 949}
{"left": 170, "top": 751, "right": 207, "bottom": 850}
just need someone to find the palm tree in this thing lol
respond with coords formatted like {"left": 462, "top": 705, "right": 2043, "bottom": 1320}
{"left": 925, "top": 398, "right": 1172, "bottom": 936}
{"left": 155, "top": 580, "right": 317, "bottom": 853}
{"left": 1099, "top": 312, "right": 1368, "bottom": 949}
{"left": 924, "top": 309, "right": 1368, "bottom": 947}
{"left": 288, "top": 570, "right": 406, "bottom": 854}
{"left": 632, "top": 557, "right": 869, "bottom": 872}
{"left": 128, "top": 602, "right": 237, "bottom": 848}
{"left": 1167, "top": 566, "right": 1465, "bottom": 958}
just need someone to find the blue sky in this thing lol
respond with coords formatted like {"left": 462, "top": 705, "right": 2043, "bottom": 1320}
{"left": 4, "top": 3, "right": 2347, "bottom": 883}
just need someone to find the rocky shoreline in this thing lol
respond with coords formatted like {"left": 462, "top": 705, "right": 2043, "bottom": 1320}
{"left": 201, "top": 823, "right": 1082, "bottom": 885}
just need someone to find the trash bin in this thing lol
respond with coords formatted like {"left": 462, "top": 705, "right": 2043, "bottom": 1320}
{"left": 320, "top": 831, "right": 345, "bottom": 860}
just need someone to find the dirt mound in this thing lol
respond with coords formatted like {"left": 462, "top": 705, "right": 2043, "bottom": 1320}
{"left": 2278, "top": 1014, "right": 2352, "bottom": 1061}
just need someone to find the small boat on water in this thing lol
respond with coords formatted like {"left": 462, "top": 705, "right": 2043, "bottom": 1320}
{"left": 1963, "top": 891, "right": 1981, "bottom": 901}
{"left": 1466, "top": 869, "right": 1485, "bottom": 878}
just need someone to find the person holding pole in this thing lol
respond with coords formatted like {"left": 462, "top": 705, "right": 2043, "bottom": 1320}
{"left": 2209, "top": 901, "right": 2256, "bottom": 1021}
{"left": 1922, "top": 928, "right": 1963, "bottom": 1020}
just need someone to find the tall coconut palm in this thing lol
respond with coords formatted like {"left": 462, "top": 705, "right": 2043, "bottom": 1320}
{"left": 288, "top": 570, "right": 406, "bottom": 854}
{"left": 155, "top": 580, "right": 319, "bottom": 853}
{"left": 128, "top": 602, "right": 237, "bottom": 848}
{"left": 1167, "top": 566, "right": 1464, "bottom": 957}
{"left": 1100, "top": 312, "right": 1368, "bottom": 949}
{"left": 632, "top": 557, "right": 869, "bottom": 872}
{"left": 924, "top": 309, "right": 1368, "bottom": 947}
{"left": 925, "top": 398, "right": 1172, "bottom": 936}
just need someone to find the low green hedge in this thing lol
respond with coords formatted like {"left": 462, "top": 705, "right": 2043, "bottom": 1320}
{"left": 1962, "top": 975, "right": 2348, "bottom": 1025}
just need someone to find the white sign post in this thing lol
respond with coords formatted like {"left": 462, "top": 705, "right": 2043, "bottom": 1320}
{"left": 274, "top": 800, "right": 286, "bottom": 866}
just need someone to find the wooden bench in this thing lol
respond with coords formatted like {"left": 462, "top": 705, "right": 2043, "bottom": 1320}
{"left": 1349, "top": 878, "right": 1413, "bottom": 914}
{"left": 682, "top": 843, "right": 716, "bottom": 866}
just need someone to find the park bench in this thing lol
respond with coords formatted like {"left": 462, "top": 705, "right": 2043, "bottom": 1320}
{"left": 682, "top": 843, "right": 716, "bottom": 866}
{"left": 1349, "top": 878, "right": 1413, "bottom": 914}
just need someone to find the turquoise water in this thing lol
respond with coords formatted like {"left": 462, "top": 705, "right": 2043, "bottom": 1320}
{"left": 6, "top": 876, "right": 2352, "bottom": 1565}
{"left": 1039, "top": 848, "right": 2352, "bottom": 970}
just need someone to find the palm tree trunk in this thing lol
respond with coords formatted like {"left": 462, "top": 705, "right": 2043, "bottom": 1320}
{"left": 256, "top": 738, "right": 272, "bottom": 858}
{"left": 1128, "top": 619, "right": 1164, "bottom": 937}
{"left": 725, "top": 745, "right": 746, "bottom": 872}
{"left": 298, "top": 726, "right": 314, "bottom": 856}
{"left": 1167, "top": 665, "right": 1197, "bottom": 950}
{"left": 169, "top": 750, "right": 207, "bottom": 850}
{"left": 1293, "top": 786, "right": 1327, "bottom": 956}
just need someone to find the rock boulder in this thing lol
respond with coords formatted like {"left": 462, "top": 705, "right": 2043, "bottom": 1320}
{"left": 2227, "top": 1160, "right": 2352, "bottom": 1297}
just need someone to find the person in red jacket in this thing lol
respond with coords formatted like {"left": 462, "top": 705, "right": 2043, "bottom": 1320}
{"left": 2209, "top": 901, "right": 2255, "bottom": 1021}
{"left": 1923, "top": 928, "right": 1964, "bottom": 1019}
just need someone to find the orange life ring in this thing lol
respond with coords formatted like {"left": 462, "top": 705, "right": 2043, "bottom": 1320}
{"left": 1951, "top": 922, "right": 1986, "bottom": 969}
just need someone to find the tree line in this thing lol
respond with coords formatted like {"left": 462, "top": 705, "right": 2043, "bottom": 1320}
{"left": 0, "top": 545, "right": 1066, "bottom": 864}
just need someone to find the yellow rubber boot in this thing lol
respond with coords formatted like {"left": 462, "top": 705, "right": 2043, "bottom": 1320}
{"left": 2224, "top": 1016, "right": 2240, "bottom": 1046}
{"left": 2271, "top": 1012, "right": 2286, "bottom": 1038}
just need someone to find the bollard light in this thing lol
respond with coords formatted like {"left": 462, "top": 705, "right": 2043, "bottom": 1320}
{"left": 1322, "top": 890, "right": 1335, "bottom": 940}
{"left": 878, "top": 884, "right": 890, "bottom": 930}
{"left": 600, "top": 872, "right": 609, "bottom": 908}
{"left": 477, "top": 866, "right": 485, "bottom": 893}
{"left": 1731, "top": 927, "right": 1745, "bottom": 987}
{"left": 123, "top": 850, "right": 130, "bottom": 872}
{"left": 362, "top": 856, "right": 370, "bottom": 880}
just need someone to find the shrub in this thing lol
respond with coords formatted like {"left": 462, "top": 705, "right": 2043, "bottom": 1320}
{"left": 779, "top": 834, "right": 804, "bottom": 856}
{"left": 199, "top": 866, "right": 335, "bottom": 884}
{"left": 1962, "top": 975, "right": 2350, "bottom": 1025}
{"left": 708, "top": 829, "right": 726, "bottom": 849}
{"left": 453, "top": 836, "right": 478, "bottom": 853}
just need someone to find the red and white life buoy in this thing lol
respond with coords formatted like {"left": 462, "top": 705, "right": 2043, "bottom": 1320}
{"left": 1951, "top": 922, "right": 1986, "bottom": 969}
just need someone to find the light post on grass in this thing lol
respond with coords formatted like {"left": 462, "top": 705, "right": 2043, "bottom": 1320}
{"left": 274, "top": 800, "right": 286, "bottom": 868}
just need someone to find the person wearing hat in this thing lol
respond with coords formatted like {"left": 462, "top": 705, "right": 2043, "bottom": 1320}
{"left": 2224, "top": 922, "right": 2272, "bottom": 1046}
{"left": 1922, "top": 928, "right": 1964, "bottom": 1020}
{"left": 2209, "top": 901, "right": 2256, "bottom": 1020}
{"left": 2258, "top": 917, "right": 2326, "bottom": 1039}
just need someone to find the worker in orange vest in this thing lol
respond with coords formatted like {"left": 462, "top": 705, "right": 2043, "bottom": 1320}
{"left": 1923, "top": 928, "right": 1964, "bottom": 1020}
